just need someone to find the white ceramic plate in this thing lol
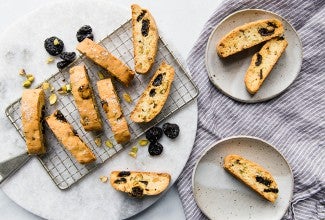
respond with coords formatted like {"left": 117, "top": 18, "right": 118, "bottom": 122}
{"left": 192, "top": 136, "right": 293, "bottom": 220}
{"left": 205, "top": 9, "right": 302, "bottom": 103}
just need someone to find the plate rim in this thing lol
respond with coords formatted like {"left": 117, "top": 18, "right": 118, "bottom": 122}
{"left": 205, "top": 8, "right": 303, "bottom": 103}
{"left": 191, "top": 135, "right": 294, "bottom": 219}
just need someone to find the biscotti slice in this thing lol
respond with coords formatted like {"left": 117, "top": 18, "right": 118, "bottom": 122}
{"left": 130, "top": 61, "right": 175, "bottom": 123}
{"left": 21, "top": 89, "right": 46, "bottom": 155}
{"left": 76, "top": 38, "right": 135, "bottom": 86}
{"left": 97, "top": 78, "right": 131, "bottom": 143}
{"left": 69, "top": 64, "right": 102, "bottom": 131}
{"left": 217, "top": 19, "right": 284, "bottom": 58}
{"left": 46, "top": 110, "right": 96, "bottom": 164}
{"left": 245, "top": 37, "right": 288, "bottom": 94}
{"left": 224, "top": 154, "right": 279, "bottom": 203}
{"left": 131, "top": 4, "right": 158, "bottom": 74}
{"left": 110, "top": 171, "right": 171, "bottom": 197}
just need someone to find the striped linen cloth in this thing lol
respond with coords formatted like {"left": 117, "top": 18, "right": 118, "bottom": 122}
{"left": 177, "top": 0, "right": 325, "bottom": 219}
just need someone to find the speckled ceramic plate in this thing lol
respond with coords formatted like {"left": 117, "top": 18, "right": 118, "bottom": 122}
{"left": 192, "top": 136, "right": 293, "bottom": 220}
{"left": 205, "top": 9, "right": 302, "bottom": 103}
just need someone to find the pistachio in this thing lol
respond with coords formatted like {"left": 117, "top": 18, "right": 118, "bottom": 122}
{"left": 128, "top": 146, "right": 138, "bottom": 158}
{"left": 123, "top": 93, "right": 132, "bottom": 103}
{"left": 46, "top": 57, "right": 55, "bottom": 64}
{"left": 105, "top": 140, "right": 113, "bottom": 148}
{"left": 138, "top": 139, "right": 149, "bottom": 146}
{"left": 94, "top": 137, "right": 102, "bottom": 146}
{"left": 99, "top": 176, "right": 108, "bottom": 183}
{"left": 66, "top": 84, "right": 72, "bottom": 93}
{"left": 19, "top": 68, "right": 26, "bottom": 76}
{"left": 58, "top": 85, "right": 67, "bottom": 94}
{"left": 42, "top": 82, "right": 50, "bottom": 90}
{"left": 26, "top": 74, "right": 34, "bottom": 82}
{"left": 49, "top": 93, "right": 57, "bottom": 105}
{"left": 53, "top": 38, "right": 60, "bottom": 45}
{"left": 98, "top": 71, "right": 105, "bottom": 80}
{"left": 23, "top": 80, "right": 31, "bottom": 88}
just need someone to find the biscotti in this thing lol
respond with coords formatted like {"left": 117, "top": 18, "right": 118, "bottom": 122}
{"left": 245, "top": 37, "right": 288, "bottom": 94}
{"left": 46, "top": 110, "right": 96, "bottom": 164}
{"left": 224, "top": 154, "right": 279, "bottom": 203}
{"left": 76, "top": 38, "right": 135, "bottom": 86}
{"left": 110, "top": 171, "right": 171, "bottom": 197}
{"left": 69, "top": 64, "right": 102, "bottom": 131}
{"left": 130, "top": 61, "right": 175, "bottom": 123}
{"left": 217, "top": 19, "right": 284, "bottom": 58}
{"left": 96, "top": 78, "right": 131, "bottom": 144}
{"left": 131, "top": 4, "right": 158, "bottom": 74}
{"left": 21, "top": 89, "right": 46, "bottom": 155}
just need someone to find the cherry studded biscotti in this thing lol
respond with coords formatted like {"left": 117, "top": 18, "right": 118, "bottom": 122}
{"left": 130, "top": 61, "right": 175, "bottom": 123}
{"left": 110, "top": 171, "right": 171, "bottom": 197}
{"left": 21, "top": 89, "right": 46, "bottom": 155}
{"left": 76, "top": 38, "right": 135, "bottom": 86}
{"left": 224, "top": 154, "right": 279, "bottom": 203}
{"left": 97, "top": 78, "right": 131, "bottom": 144}
{"left": 245, "top": 37, "right": 288, "bottom": 94}
{"left": 131, "top": 4, "right": 158, "bottom": 74}
{"left": 46, "top": 110, "right": 96, "bottom": 164}
{"left": 217, "top": 19, "right": 284, "bottom": 58}
{"left": 69, "top": 64, "right": 102, "bottom": 131}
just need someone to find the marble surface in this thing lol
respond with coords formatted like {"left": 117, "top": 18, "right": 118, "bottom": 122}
{"left": 0, "top": 0, "right": 223, "bottom": 219}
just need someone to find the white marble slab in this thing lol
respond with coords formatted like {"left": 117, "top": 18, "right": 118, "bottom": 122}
{"left": 0, "top": 0, "right": 198, "bottom": 219}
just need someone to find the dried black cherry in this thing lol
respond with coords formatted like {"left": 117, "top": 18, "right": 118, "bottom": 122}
{"left": 60, "top": 52, "right": 76, "bottom": 62}
{"left": 44, "top": 36, "right": 64, "bottom": 56}
{"left": 148, "top": 142, "right": 163, "bottom": 156}
{"left": 145, "top": 126, "right": 163, "bottom": 142}
{"left": 162, "top": 123, "right": 180, "bottom": 139}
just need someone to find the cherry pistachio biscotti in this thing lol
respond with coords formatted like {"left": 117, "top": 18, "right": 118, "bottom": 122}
{"left": 96, "top": 78, "right": 131, "bottom": 144}
{"left": 224, "top": 154, "right": 279, "bottom": 203}
{"left": 131, "top": 4, "right": 158, "bottom": 74}
{"left": 69, "top": 64, "right": 102, "bottom": 131}
{"left": 217, "top": 19, "right": 284, "bottom": 58}
{"left": 76, "top": 38, "right": 135, "bottom": 86}
{"left": 245, "top": 37, "right": 288, "bottom": 94}
{"left": 46, "top": 110, "right": 96, "bottom": 164}
{"left": 130, "top": 61, "right": 175, "bottom": 123}
{"left": 110, "top": 171, "right": 171, "bottom": 197}
{"left": 21, "top": 89, "right": 46, "bottom": 155}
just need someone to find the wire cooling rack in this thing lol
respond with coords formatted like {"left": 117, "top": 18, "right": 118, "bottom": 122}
{"left": 5, "top": 19, "right": 199, "bottom": 190}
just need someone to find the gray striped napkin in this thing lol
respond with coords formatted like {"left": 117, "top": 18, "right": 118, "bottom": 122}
{"left": 177, "top": 0, "right": 325, "bottom": 219}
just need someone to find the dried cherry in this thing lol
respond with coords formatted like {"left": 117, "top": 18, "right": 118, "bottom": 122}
{"left": 145, "top": 126, "right": 163, "bottom": 142}
{"left": 76, "top": 25, "right": 94, "bottom": 42}
{"left": 141, "top": 19, "right": 150, "bottom": 37}
{"left": 162, "top": 123, "right": 180, "bottom": 139}
{"left": 60, "top": 52, "right": 76, "bottom": 62}
{"left": 44, "top": 36, "right": 64, "bottom": 56}
{"left": 148, "top": 142, "right": 163, "bottom": 156}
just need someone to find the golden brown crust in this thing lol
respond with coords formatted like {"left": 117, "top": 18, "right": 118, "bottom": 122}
{"left": 69, "top": 64, "right": 102, "bottom": 131}
{"left": 76, "top": 38, "right": 135, "bottom": 86}
{"left": 110, "top": 171, "right": 171, "bottom": 197}
{"left": 217, "top": 19, "right": 284, "bottom": 58}
{"left": 21, "top": 89, "right": 46, "bottom": 155}
{"left": 130, "top": 61, "right": 175, "bottom": 123}
{"left": 224, "top": 154, "right": 279, "bottom": 203}
{"left": 96, "top": 78, "right": 131, "bottom": 143}
{"left": 244, "top": 37, "right": 288, "bottom": 94}
{"left": 46, "top": 110, "right": 96, "bottom": 164}
{"left": 131, "top": 4, "right": 158, "bottom": 74}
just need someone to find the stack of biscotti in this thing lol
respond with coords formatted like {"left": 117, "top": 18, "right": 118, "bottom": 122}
{"left": 69, "top": 64, "right": 102, "bottom": 131}
{"left": 97, "top": 78, "right": 131, "bottom": 144}
{"left": 46, "top": 110, "right": 96, "bottom": 164}
{"left": 21, "top": 89, "right": 46, "bottom": 155}
{"left": 224, "top": 154, "right": 279, "bottom": 203}
{"left": 216, "top": 19, "right": 287, "bottom": 94}
{"left": 130, "top": 61, "right": 175, "bottom": 123}
{"left": 131, "top": 4, "right": 158, "bottom": 74}
{"left": 110, "top": 171, "right": 171, "bottom": 197}
{"left": 76, "top": 38, "right": 135, "bottom": 86}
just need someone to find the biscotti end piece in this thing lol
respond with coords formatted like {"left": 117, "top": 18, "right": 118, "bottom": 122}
{"left": 76, "top": 38, "right": 135, "bottom": 86}
{"left": 217, "top": 19, "right": 284, "bottom": 58}
{"left": 110, "top": 171, "right": 171, "bottom": 197}
{"left": 130, "top": 61, "right": 175, "bottom": 123}
{"left": 69, "top": 64, "right": 102, "bottom": 131}
{"left": 46, "top": 110, "right": 96, "bottom": 164}
{"left": 224, "top": 154, "right": 279, "bottom": 203}
{"left": 21, "top": 89, "right": 46, "bottom": 155}
{"left": 131, "top": 4, "right": 158, "bottom": 74}
{"left": 97, "top": 78, "right": 131, "bottom": 144}
{"left": 245, "top": 37, "right": 288, "bottom": 94}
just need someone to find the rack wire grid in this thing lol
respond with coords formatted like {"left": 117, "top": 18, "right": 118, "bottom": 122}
{"left": 5, "top": 19, "right": 199, "bottom": 190}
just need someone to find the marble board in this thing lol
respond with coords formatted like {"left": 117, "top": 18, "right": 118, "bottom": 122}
{"left": 0, "top": 0, "right": 198, "bottom": 219}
